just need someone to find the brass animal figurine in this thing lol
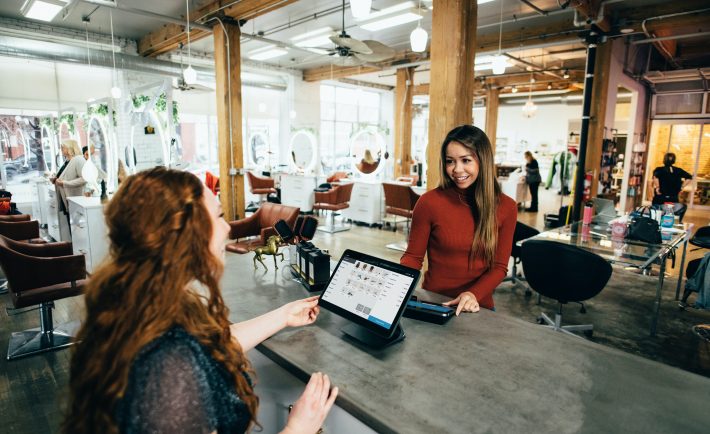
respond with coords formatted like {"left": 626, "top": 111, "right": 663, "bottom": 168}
{"left": 253, "top": 235, "right": 284, "bottom": 270}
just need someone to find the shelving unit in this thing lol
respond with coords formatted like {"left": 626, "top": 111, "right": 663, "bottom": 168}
{"left": 627, "top": 139, "right": 647, "bottom": 208}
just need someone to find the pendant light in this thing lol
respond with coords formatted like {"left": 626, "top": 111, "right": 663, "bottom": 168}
{"left": 491, "top": 0, "right": 507, "bottom": 75}
{"left": 522, "top": 73, "right": 537, "bottom": 118}
{"left": 183, "top": 0, "right": 197, "bottom": 85}
{"left": 109, "top": 11, "right": 121, "bottom": 99}
{"left": 409, "top": 0, "right": 427, "bottom": 52}
{"left": 350, "top": 0, "right": 372, "bottom": 18}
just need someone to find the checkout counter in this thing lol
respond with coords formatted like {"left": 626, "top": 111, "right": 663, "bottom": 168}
{"left": 224, "top": 253, "right": 710, "bottom": 433}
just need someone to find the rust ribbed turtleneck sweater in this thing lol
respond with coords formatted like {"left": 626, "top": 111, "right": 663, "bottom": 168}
{"left": 401, "top": 187, "right": 517, "bottom": 310}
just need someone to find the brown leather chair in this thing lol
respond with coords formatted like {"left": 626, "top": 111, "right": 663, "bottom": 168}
{"left": 326, "top": 172, "right": 348, "bottom": 184}
{"left": 313, "top": 182, "right": 354, "bottom": 233}
{"left": 0, "top": 234, "right": 86, "bottom": 360}
{"left": 0, "top": 214, "right": 31, "bottom": 222}
{"left": 382, "top": 182, "right": 421, "bottom": 251}
{"left": 226, "top": 202, "right": 300, "bottom": 254}
{"left": 246, "top": 171, "right": 277, "bottom": 204}
{"left": 0, "top": 218, "right": 46, "bottom": 244}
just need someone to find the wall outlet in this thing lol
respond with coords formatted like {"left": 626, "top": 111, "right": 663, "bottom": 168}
{"left": 229, "top": 168, "right": 238, "bottom": 176}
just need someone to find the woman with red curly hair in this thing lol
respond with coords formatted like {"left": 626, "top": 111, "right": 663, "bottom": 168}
{"left": 63, "top": 167, "right": 337, "bottom": 434}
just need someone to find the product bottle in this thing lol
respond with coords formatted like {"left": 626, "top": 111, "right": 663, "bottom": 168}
{"left": 661, "top": 202, "right": 674, "bottom": 228}
{"left": 582, "top": 201, "right": 593, "bottom": 225}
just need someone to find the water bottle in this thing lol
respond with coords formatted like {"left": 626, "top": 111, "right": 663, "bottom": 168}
{"left": 660, "top": 202, "right": 674, "bottom": 229}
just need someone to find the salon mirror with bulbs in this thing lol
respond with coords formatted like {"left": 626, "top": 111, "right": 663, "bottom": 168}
{"left": 350, "top": 129, "right": 385, "bottom": 177}
{"left": 289, "top": 129, "right": 317, "bottom": 173}
{"left": 87, "top": 116, "right": 110, "bottom": 180}
{"left": 40, "top": 125, "right": 56, "bottom": 173}
{"left": 247, "top": 131, "right": 270, "bottom": 171}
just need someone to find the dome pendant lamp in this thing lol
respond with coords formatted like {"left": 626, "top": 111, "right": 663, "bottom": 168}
{"left": 409, "top": 0, "right": 427, "bottom": 52}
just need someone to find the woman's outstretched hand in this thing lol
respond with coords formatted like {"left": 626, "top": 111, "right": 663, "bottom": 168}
{"left": 282, "top": 372, "right": 338, "bottom": 434}
{"left": 443, "top": 291, "right": 480, "bottom": 316}
{"left": 281, "top": 296, "right": 321, "bottom": 328}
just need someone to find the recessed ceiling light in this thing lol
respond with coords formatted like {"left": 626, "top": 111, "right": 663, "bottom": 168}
{"left": 357, "top": 1, "right": 425, "bottom": 31}
{"left": 249, "top": 45, "right": 288, "bottom": 61}
{"left": 291, "top": 26, "right": 333, "bottom": 48}
{"left": 20, "top": 0, "right": 67, "bottom": 22}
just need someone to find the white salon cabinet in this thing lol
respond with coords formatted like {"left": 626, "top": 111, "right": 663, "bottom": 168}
{"left": 342, "top": 180, "right": 382, "bottom": 226}
{"left": 280, "top": 174, "right": 317, "bottom": 212}
{"left": 68, "top": 196, "right": 108, "bottom": 274}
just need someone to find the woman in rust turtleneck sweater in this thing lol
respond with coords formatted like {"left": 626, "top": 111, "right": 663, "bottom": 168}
{"left": 401, "top": 125, "right": 517, "bottom": 315}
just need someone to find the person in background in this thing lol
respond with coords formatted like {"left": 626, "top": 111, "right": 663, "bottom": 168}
{"left": 357, "top": 149, "right": 379, "bottom": 174}
{"left": 524, "top": 151, "right": 542, "bottom": 212}
{"left": 401, "top": 125, "right": 517, "bottom": 315}
{"left": 55, "top": 139, "right": 85, "bottom": 215}
{"left": 63, "top": 168, "right": 337, "bottom": 434}
{"left": 652, "top": 152, "right": 692, "bottom": 205}
{"left": 82, "top": 145, "right": 107, "bottom": 197}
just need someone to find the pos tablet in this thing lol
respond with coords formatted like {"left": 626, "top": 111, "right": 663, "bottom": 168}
{"left": 318, "top": 249, "right": 420, "bottom": 349}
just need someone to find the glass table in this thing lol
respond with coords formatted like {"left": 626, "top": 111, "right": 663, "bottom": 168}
{"left": 525, "top": 220, "right": 691, "bottom": 336}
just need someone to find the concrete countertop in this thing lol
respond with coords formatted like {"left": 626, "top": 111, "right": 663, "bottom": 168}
{"left": 67, "top": 196, "right": 106, "bottom": 208}
{"left": 223, "top": 256, "right": 710, "bottom": 434}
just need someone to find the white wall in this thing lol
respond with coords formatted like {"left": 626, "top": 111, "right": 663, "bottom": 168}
{"left": 496, "top": 103, "right": 583, "bottom": 155}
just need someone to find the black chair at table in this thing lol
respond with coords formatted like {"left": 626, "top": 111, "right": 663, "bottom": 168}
{"left": 680, "top": 225, "right": 710, "bottom": 307}
{"left": 521, "top": 239, "right": 613, "bottom": 338}
{"left": 502, "top": 221, "right": 540, "bottom": 294}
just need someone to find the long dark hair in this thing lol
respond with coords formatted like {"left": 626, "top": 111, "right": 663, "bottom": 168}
{"left": 663, "top": 152, "right": 676, "bottom": 172}
{"left": 63, "top": 168, "right": 258, "bottom": 434}
{"left": 438, "top": 125, "right": 501, "bottom": 268}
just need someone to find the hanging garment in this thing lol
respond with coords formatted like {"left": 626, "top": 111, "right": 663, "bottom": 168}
{"left": 545, "top": 151, "right": 575, "bottom": 191}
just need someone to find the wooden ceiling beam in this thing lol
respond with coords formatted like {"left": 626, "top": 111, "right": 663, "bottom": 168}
{"left": 138, "top": 0, "right": 297, "bottom": 57}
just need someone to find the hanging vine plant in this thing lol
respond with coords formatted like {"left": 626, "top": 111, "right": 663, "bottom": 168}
{"left": 59, "top": 114, "right": 76, "bottom": 135}
{"left": 132, "top": 94, "right": 150, "bottom": 108}
{"left": 40, "top": 117, "right": 57, "bottom": 133}
{"left": 155, "top": 93, "right": 179, "bottom": 124}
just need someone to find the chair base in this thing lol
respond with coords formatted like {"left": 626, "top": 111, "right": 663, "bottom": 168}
{"left": 7, "top": 320, "right": 80, "bottom": 360}
{"left": 317, "top": 224, "right": 350, "bottom": 234}
{"left": 538, "top": 312, "right": 593, "bottom": 338}
{"left": 386, "top": 241, "right": 408, "bottom": 252}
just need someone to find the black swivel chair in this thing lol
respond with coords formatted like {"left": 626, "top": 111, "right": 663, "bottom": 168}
{"left": 521, "top": 240, "right": 613, "bottom": 338}
{"left": 680, "top": 226, "right": 710, "bottom": 307}
{"left": 503, "top": 222, "right": 540, "bottom": 294}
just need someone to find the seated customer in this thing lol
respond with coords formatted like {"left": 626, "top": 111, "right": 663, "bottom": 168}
{"left": 63, "top": 168, "right": 337, "bottom": 434}
{"left": 401, "top": 125, "right": 517, "bottom": 315}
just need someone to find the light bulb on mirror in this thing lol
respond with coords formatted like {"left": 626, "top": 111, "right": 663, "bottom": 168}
{"left": 183, "top": 65, "right": 197, "bottom": 85}
{"left": 410, "top": 26, "right": 428, "bottom": 52}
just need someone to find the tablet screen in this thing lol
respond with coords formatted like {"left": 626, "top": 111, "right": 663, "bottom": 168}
{"left": 319, "top": 249, "right": 420, "bottom": 337}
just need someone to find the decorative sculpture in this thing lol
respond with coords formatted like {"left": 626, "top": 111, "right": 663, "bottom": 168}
{"left": 253, "top": 235, "right": 284, "bottom": 270}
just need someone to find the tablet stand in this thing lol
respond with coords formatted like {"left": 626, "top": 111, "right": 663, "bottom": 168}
{"left": 341, "top": 323, "right": 405, "bottom": 349}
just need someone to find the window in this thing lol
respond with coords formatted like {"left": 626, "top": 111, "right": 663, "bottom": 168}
{"left": 320, "top": 84, "right": 381, "bottom": 174}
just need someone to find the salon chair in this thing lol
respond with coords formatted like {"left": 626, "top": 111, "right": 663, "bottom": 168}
{"left": 503, "top": 222, "right": 540, "bottom": 294}
{"left": 521, "top": 239, "right": 612, "bottom": 338}
{"left": 246, "top": 171, "right": 277, "bottom": 207}
{"left": 382, "top": 182, "right": 421, "bottom": 251}
{"left": 313, "top": 182, "right": 354, "bottom": 234}
{"left": 293, "top": 215, "right": 318, "bottom": 242}
{"left": 680, "top": 226, "right": 710, "bottom": 307}
{"left": 226, "top": 202, "right": 300, "bottom": 254}
{"left": 0, "top": 234, "right": 86, "bottom": 360}
{"left": 0, "top": 217, "right": 45, "bottom": 243}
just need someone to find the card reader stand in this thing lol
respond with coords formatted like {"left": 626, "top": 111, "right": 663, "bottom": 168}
{"left": 341, "top": 323, "right": 405, "bottom": 349}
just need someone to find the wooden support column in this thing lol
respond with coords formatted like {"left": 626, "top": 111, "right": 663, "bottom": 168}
{"left": 427, "top": 0, "right": 477, "bottom": 189}
{"left": 584, "top": 40, "right": 613, "bottom": 200}
{"left": 394, "top": 67, "right": 415, "bottom": 179}
{"left": 214, "top": 22, "right": 244, "bottom": 221}
{"left": 485, "top": 87, "right": 500, "bottom": 151}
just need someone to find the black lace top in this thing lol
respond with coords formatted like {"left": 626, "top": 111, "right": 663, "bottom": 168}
{"left": 116, "top": 327, "right": 251, "bottom": 434}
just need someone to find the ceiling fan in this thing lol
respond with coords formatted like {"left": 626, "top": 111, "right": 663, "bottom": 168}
{"left": 325, "top": 0, "right": 396, "bottom": 66}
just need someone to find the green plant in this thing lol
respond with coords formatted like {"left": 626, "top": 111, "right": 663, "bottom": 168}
{"left": 59, "top": 114, "right": 75, "bottom": 135}
{"left": 132, "top": 94, "right": 150, "bottom": 108}
{"left": 40, "top": 117, "right": 57, "bottom": 133}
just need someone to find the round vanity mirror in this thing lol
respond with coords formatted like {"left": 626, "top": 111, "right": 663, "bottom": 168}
{"left": 289, "top": 130, "right": 317, "bottom": 173}
{"left": 248, "top": 131, "right": 269, "bottom": 169}
{"left": 40, "top": 125, "right": 56, "bottom": 172}
{"left": 130, "top": 110, "right": 167, "bottom": 172}
{"left": 88, "top": 116, "right": 109, "bottom": 182}
{"left": 350, "top": 129, "right": 385, "bottom": 176}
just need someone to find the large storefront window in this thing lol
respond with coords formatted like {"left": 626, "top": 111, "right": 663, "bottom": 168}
{"left": 320, "top": 84, "right": 381, "bottom": 174}
{"left": 646, "top": 121, "right": 710, "bottom": 208}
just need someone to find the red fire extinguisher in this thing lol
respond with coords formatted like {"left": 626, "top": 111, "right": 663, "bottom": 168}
{"left": 583, "top": 171, "right": 593, "bottom": 202}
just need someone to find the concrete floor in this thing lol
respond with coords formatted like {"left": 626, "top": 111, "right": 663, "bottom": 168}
{"left": 1, "top": 186, "right": 710, "bottom": 433}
